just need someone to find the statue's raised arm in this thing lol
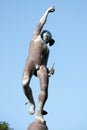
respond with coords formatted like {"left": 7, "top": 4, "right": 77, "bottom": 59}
{"left": 33, "top": 6, "right": 55, "bottom": 36}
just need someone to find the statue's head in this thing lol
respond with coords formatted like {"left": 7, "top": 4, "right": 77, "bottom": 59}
{"left": 41, "top": 30, "right": 55, "bottom": 46}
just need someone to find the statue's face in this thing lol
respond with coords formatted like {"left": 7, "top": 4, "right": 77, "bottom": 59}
{"left": 43, "top": 32, "right": 51, "bottom": 43}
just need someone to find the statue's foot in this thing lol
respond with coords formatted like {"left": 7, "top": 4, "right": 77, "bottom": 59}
{"left": 29, "top": 104, "right": 35, "bottom": 115}
{"left": 35, "top": 114, "right": 45, "bottom": 123}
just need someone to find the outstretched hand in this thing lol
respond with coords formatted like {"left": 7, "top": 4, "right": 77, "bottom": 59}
{"left": 47, "top": 6, "right": 55, "bottom": 13}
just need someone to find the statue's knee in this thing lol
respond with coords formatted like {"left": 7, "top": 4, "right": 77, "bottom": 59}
{"left": 40, "top": 75, "right": 48, "bottom": 91}
{"left": 41, "top": 84, "right": 48, "bottom": 92}
{"left": 22, "top": 75, "right": 29, "bottom": 87}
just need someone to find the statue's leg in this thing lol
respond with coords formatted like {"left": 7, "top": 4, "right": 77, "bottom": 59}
{"left": 36, "top": 65, "right": 49, "bottom": 122}
{"left": 22, "top": 70, "right": 35, "bottom": 115}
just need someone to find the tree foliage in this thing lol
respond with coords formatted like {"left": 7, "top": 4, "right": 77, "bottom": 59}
{"left": 0, "top": 122, "right": 14, "bottom": 130}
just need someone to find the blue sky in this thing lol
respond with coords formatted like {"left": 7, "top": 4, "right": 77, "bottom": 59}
{"left": 0, "top": 0, "right": 87, "bottom": 130}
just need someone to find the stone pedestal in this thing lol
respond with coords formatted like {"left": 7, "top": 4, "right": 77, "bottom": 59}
{"left": 28, "top": 120, "right": 48, "bottom": 130}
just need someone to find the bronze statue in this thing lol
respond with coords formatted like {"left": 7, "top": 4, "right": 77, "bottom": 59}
{"left": 22, "top": 6, "right": 55, "bottom": 123}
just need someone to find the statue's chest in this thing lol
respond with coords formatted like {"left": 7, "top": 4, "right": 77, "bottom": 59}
{"left": 34, "top": 36, "right": 48, "bottom": 49}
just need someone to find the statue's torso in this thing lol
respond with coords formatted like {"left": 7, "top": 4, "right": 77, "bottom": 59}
{"left": 28, "top": 35, "right": 49, "bottom": 66}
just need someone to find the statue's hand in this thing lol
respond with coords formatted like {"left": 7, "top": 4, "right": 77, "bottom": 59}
{"left": 49, "top": 68, "right": 55, "bottom": 76}
{"left": 48, "top": 63, "right": 55, "bottom": 77}
{"left": 47, "top": 6, "right": 55, "bottom": 13}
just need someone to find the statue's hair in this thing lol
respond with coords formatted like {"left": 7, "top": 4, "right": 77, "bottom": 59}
{"left": 41, "top": 30, "right": 55, "bottom": 46}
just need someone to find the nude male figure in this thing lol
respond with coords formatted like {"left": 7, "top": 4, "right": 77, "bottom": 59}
{"left": 22, "top": 6, "right": 55, "bottom": 123}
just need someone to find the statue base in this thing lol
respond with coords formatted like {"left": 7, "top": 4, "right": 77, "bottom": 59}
{"left": 27, "top": 120, "right": 48, "bottom": 130}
